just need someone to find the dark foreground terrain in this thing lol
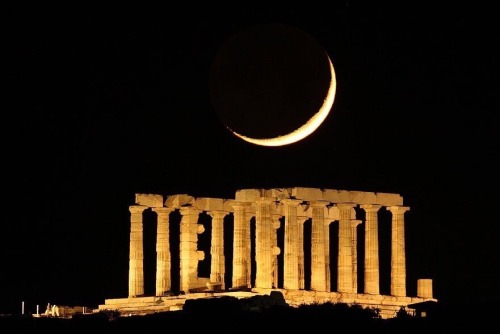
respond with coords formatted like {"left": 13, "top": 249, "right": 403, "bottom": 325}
{"left": 1, "top": 299, "right": 496, "bottom": 334}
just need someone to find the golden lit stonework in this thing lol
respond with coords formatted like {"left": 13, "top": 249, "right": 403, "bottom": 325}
{"left": 99, "top": 187, "right": 436, "bottom": 319}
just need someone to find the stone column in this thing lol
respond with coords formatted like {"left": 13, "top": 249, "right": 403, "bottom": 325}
{"left": 208, "top": 210, "right": 228, "bottom": 289}
{"left": 128, "top": 205, "right": 147, "bottom": 297}
{"left": 337, "top": 203, "right": 356, "bottom": 293}
{"left": 179, "top": 206, "right": 203, "bottom": 293}
{"left": 271, "top": 214, "right": 281, "bottom": 289}
{"left": 245, "top": 210, "right": 253, "bottom": 288}
{"left": 297, "top": 216, "right": 308, "bottom": 290}
{"left": 152, "top": 207, "right": 174, "bottom": 296}
{"left": 325, "top": 218, "right": 335, "bottom": 292}
{"left": 282, "top": 199, "right": 302, "bottom": 290}
{"left": 417, "top": 279, "right": 433, "bottom": 298}
{"left": 360, "top": 204, "right": 382, "bottom": 295}
{"left": 310, "top": 201, "right": 329, "bottom": 292}
{"left": 255, "top": 198, "right": 275, "bottom": 289}
{"left": 351, "top": 219, "right": 362, "bottom": 293}
{"left": 387, "top": 206, "right": 410, "bottom": 297}
{"left": 231, "top": 202, "right": 252, "bottom": 289}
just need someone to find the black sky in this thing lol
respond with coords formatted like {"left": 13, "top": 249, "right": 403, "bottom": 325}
{"left": 2, "top": 2, "right": 499, "bottom": 314}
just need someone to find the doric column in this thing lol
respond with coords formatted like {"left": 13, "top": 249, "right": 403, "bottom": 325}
{"left": 325, "top": 218, "right": 335, "bottom": 292}
{"left": 208, "top": 210, "right": 228, "bottom": 289}
{"left": 128, "top": 205, "right": 147, "bottom": 297}
{"left": 179, "top": 206, "right": 203, "bottom": 293}
{"left": 271, "top": 214, "right": 281, "bottom": 289}
{"left": 351, "top": 219, "right": 362, "bottom": 293}
{"left": 255, "top": 198, "right": 275, "bottom": 289}
{"left": 282, "top": 199, "right": 303, "bottom": 290}
{"left": 310, "top": 201, "right": 329, "bottom": 292}
{"left": 337, "top": 203, "right": 357, "bottom": 293}
{"left": 297, "top": 216, "right": 308, "bottom": 290}
{"left": 360, "top": 204, "right": 381, "bottom": 295}
{"left": 152, "top": 207, "right": 174, "bottom": 296}
{"left": 387, "top": 206, "right": 410, "bottom": 297}
{"left": 231, "top": 202, "right": 252, "bottom": 289}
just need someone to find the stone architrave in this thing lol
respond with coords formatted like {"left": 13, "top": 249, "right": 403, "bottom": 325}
{"left": 255, "top": 198, "right": 275, "bottom": 289}
{"left": 387, "top": 205, "right": 410, "bottom": 297}
{"left": 351, "top": 219, "right": 362, "bottom": 293}
{"left": 230, "top": 202, "right": 252, "bottom": 289}
{"left": 152, "top": 207, "right": 174, "bottom": 296}
{"left": 282, "top": 199, "right": 303, "bottom": 290}
{"left": 336, "top": 203, "right": 357, "bottom": 293}
{"left": 179, "top": 206, "right": 202, "bottom": 293}
{"left": 360, "top": 204, "right": 382, "bottom": 295}
{"left": 310, "top": 201, "right": 329, "bottom": 292}
{"left": 128, "top": 205, "right": 148, "bottom": 297}
{"left": 208, "top": 210, "right": 228, "bottom": 289}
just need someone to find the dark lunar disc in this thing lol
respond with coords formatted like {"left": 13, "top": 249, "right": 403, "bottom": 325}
{"left": 209, "top": 23, "right": 332, "bottom": 139}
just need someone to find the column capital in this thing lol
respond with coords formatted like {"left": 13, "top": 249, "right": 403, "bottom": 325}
{"left": 351, "top": 219, "right": 362, "bottom": 227}
{"left": 281, "top": 198, "right": 303, "bottom": 206}
{"left": 152, "top": 207, "right": 174, "bottom": 218}
{"left": 230, "top": 201, "right": 252, "bottom": 210}
{"left": 208, "top": 210, "right": 229, "bottom": 220}
{"left": 360, "top": 204, "right": 382, "bottom": 212}
{"left": 179, "top": 206, "right": 201, "bottom": 216}
{"left": 309, "top": 200, "right": 329, "bottom": 208}
{"left": 129, "top": 205, "right": 148, "bottom": 214}
{"left": 335, "top": 202, "right": 357, "bottom": 210}
{"left": 255, "top": 197, "right": 276, "bottom": 204}
{"left": 386, "top": 206, "right": 410, "bottom": 214}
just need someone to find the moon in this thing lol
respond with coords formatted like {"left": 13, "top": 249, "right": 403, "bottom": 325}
{"left": 209, "top": 23, "right": 336, "bottom": 147}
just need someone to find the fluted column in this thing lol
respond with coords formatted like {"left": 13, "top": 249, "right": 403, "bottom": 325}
{"left": 310, "top": 201, "right": 329, "bottom": 292}
{"left": 297, "top": 216, "right": 308, "bottom": 290}
{"left": 360, "top": 204, "right": 381, "bottom": 295}
{"left": 351, "top": 219, "right": 362, "bottom": 293}
{"left": 282, "top": 199, "right": 303, "bottom": 290}
{"left": 271, "top": 214, "right": 281, "bottom": 288}
{"left": 179, "top": 206, "right": 203, "bottom": 293}
{"left": 208, "top": 210, "right": 228, "bottom": 289}
{"left": 255, "top": 198, "right": 274, "bottom": 289}
{"left": 387, "top": 206, "right": 410, "bottom": 297}
{"left": 128, "top": 205, "right": 147, "bottom": 297}
{"left": 325, "top": 218, "right": 334, "bottom": 292}
{"left": 152, "top": 207, "right": 174, "bottom": 296}
{"left": 337, "top": 203, "right": 356, "bottom": 293}
{"left": 231, "top": 202, "right": 252, "bottom": 289}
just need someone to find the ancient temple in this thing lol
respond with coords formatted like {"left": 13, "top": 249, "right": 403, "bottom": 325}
{"left": 99, "top": 187, "right": 436, "bottom": 318}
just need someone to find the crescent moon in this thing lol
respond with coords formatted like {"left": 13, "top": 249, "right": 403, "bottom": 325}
{"left": 229, "top": 54, "right": 336, "bottom": 147}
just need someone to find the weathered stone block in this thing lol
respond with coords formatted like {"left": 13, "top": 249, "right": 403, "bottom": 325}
{"left": 291, "top": 187, "right": 323, "bottom": 201}
{"left": 165, "top": 194, "right": 195, "bottom": 208}
{"left": 375, "top": 192, "right": 404, "bottom": 206}
{"left": 194, "top": 197, "right": 225, "bottom": 211}
{"left": 235, "top": 189, "right": 263, "bottom": 201}
{"left": 135, "top": 193, "right": 164, "bottom": 208}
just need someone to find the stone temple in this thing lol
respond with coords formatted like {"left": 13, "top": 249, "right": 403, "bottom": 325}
{"left": 99, "top": 187, "right": 436, "bottom": 318}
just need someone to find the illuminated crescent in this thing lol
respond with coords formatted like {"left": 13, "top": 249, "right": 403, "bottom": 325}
{"left": 229, "top": 54, "right": 336, "bottom": 147}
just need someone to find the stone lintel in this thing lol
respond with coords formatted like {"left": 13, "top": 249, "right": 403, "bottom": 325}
{"left": 265, "top": 188, "right": 293, "bottom": 200}
{"left": 291, "top": 187, "right": 323, "bottom": 201}
{"left": 322, "top": 189, "right": 377, "bottom": 204}
{"left": 194, "top": 197, "right": 234, "bottom": 212}
{"left": 374, "top": 192, "right": 404, "bottom": 206}
{"left": 235, "top": 188, "right": 265, "bottom": 201}
{"left": 135, "top": 193, "right": 164, "bottom": 208}
{"left": 165, "top": 194, "right": 195, "bottom": 208}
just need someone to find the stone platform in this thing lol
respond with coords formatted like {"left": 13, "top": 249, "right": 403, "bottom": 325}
{"left": 99, "top": 288, "right": 436, "bottom": 319}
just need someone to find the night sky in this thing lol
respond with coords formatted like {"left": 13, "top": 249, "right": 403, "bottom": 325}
{"left": 2, "top": 2, "right": 498, "bottom": 314}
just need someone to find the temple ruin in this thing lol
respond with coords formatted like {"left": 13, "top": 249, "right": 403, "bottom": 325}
{"left": 99, "top": 187, "right": 436, "bottom": 318}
